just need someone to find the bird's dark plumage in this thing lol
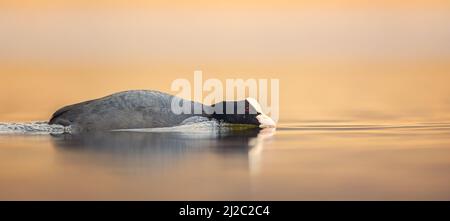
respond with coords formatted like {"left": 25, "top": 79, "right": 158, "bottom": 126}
{"left": 49, "top": 90, "right": 206, "bottom": 133}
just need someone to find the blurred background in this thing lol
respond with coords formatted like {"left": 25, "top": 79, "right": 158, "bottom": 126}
{"left": 1, "top": 1, "right": 450, "bottom": 201}
{"left": 1, "top": 0, "right": 450, "bottom": 123}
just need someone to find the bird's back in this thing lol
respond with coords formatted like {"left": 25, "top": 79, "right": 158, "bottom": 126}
{"left": 49, "top": 90, "right": 203, "bottom": 133}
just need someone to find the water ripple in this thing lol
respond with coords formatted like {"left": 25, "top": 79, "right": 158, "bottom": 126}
{"left": 0, "top": 122, "right": 70, "bottom": 134}
{"left": 277, "top": 123, "right": 450, "bottom": 131}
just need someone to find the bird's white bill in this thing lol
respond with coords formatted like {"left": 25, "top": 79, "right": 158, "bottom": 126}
{"left": 256, "top": 114, "right": 276, "bottom": 128}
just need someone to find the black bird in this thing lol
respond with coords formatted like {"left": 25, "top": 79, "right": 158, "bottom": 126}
{"left": 49, "top": 90, "right": 275, "bottom": 133}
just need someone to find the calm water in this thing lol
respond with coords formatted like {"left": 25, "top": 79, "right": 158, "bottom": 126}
{"left": 0, "top": 121, "right": 449, "bottom": 200}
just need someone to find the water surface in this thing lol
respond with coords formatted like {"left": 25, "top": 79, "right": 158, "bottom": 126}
{"left": 1, "top": 121, "right": 449, "bottom": 200}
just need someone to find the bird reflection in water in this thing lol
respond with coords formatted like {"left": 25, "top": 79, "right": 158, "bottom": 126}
{"left": 50, "top": 128, "right": 276, "bottom": 176}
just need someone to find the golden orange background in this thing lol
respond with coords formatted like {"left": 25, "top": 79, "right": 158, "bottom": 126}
{"left": 1, "top": 1, "right": 450, "bottom": 123}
